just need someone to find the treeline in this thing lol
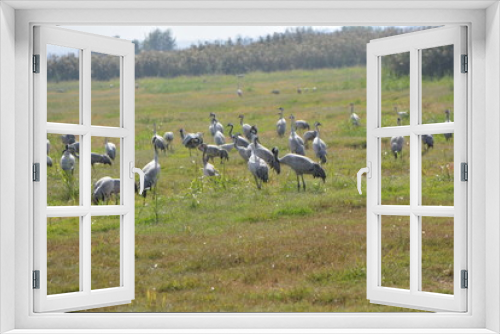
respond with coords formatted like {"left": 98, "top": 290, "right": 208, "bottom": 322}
{"left": 47, "top": 26, "right": 453, "bottom": 82}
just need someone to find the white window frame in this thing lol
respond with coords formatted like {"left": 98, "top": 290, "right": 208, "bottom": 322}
{"left": 366, "top": 26, "right": 467, "bottom": 312}
{"left": 33, "top": 26, "right": 136, "bottom": 313}
{"left": 1, "top": 1, "right": 499, "bottom": 333}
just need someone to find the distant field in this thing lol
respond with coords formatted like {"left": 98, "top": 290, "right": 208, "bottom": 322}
{"left": 45, "top": 66, "right": 454, "bottom": 312}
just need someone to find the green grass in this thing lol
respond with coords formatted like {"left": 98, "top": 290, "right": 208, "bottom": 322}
{"left": 45, "top": 66, "right": 454, "bottom": 312}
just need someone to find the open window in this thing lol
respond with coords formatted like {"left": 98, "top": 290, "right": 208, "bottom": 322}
{"left": 33, "top": 26, "right": 136, "bottom": 312}
{"left": 365, "top": 26, "right": 467, "bottom": 312}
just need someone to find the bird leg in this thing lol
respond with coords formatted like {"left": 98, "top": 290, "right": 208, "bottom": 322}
{"left": 301, "top": 174, "right": 306, "bottom": 191}
{"left": 254, "top": 175, "right": 261, "bottom": 190}
{"left": 296, "top": 174, "right": 301, "bottom": 191}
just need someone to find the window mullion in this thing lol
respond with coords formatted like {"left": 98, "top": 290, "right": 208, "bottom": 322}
{"left": 409, "top": 47, "right": 420, "bottom": 295}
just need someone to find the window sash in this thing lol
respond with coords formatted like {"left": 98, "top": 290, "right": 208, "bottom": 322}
{"left": 366, "top": 26, "right": 467, "bottom": 312}
{"left": 32, "top": 26, "right": 136, "bottom": 313}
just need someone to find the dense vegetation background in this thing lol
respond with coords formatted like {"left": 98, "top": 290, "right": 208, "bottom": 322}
{"left": 47, "top": 26, "right": 453, "bottom": 81}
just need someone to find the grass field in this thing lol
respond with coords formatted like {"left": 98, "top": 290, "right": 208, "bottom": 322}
{"left": 45, "top": 66, "right": 454, "bottom": 312}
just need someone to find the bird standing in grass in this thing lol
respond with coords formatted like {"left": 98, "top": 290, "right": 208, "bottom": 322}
{"left": 227, "top": 123, "right": 249, "bottom": 147}
{"left": 91, "top": 153, "right": 112, "bottom": 167}
{"left": 105, "top": 138, "right": 116, "bottom": 160}
{"left": 180, "top": 128, "right": 203, "bottom": 157}
{"left": 303, "top": 129, "right": 317, "bottom": 149}
{"left": 233, "top": 133, "right": 251, "bottom": 162}
{"left": 289, "top": 115, "right": 305, "bottom": 155}
{"left": 237, "top": 85, "right": 243, "bottom": 97}
{"left": 202, "top": 146, "right": 220, "bottom": 177}
{"left": 151, "top": 123, "right": 167, "bottom": 154}
{"left": 390, "top": 118, "right": 405, "bottom": 159}
{"left": 163, "top": 131, "right": 174, "bottom": 150}
{"left": 276, "top": 107, "right": 286, "bottom": 138}
{"left": 197, "top": 143, "right": 229, "bottom": 163}
{"left": 209, "top": 113, "right": 224, "bottom": 136}
{"left": 138, "top": 150, "right": 160, "bottom": 203}
{"left": 249, "top": 127, "right": 280, "bottom": 174}
{"left": 60, "top": 146, "right": 76, "bottom": 174}
{"left": 294, "top": 119, "right": 310, "bottom": 132}
{"left": 238, "top": 114, "right": 252, "bottom": 141}
{"left": 312, "top": 122, "right": 327, "bottom": 164}
{"left": 213, "top": 125, "right": 226, "bottom": 146}
{"left": 92, "top": 176, "right": 120, "bottom": 205}
{"left": 247, "top": 136, "right": 269, "bottom": 190}
{"left": 394, "top": 105, "right": 409, "bottom": 120}
{"left": 422, "top": 134, "right": 434, "bottom": 151}
{"left": 444, "top": 109, "right": 453, "bottom": 141}
{"left": 272, "top": 147, "right": 326, "bottom": 191}
{"left": 350, "top": 103, "right": 360, "bottom": 126}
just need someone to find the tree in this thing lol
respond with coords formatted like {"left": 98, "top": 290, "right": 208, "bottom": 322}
{"left": 143, "top": 28, "right": 176, "bottom": 52}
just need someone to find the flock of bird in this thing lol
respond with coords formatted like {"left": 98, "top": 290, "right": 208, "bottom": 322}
{"left": 389, "top": 108, "right": 452, "bottom": 159}
{"left": 137, "top": 107, "right": 333, "bottom": 196}
{"left": 46, "top": 103, "right": 452, "bottom": 204}
{"left": 47, "top": 134, "right": 120, "bottom": 204}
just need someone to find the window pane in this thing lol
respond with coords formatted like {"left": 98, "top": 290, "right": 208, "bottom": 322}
{"left": 381, "top": 136, "right": 410, "bottom": 205}
{"left": 381, "top": 52, "right": 410, "bottom": 127}
{"left": 421, "top": 45, "right": 454, "bottom": 125}
{"left": 91, "top": 215, "right": 121, "bottom": 290}
{"left": 47, "top": 133, "right": 80, "bottom": 206}
{"left": 91, "top": 52, "right": 121, "bottom": 127}
{"left": 381, "top": 215, "right": 410, "bottom": 289}
{"left": 47, "top": 45, "right": 80, "bottom": 124}
{"left": 47, "top": 217, "right": 80, "bottom": 295}
{"left": 421, "top": 216, "right": 453, "bottom": 294}
{"left": 91, "top": 137, "right": 121, "bottom": 206}
{"left": 421, "top": 134, "right": 454, "bottom": 206}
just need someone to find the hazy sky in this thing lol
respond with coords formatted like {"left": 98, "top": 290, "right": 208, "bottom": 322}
{"left": 63, "top": 26, "right": 342, "bottom": 49}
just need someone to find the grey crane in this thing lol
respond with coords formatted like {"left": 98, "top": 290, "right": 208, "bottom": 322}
{"left": 297, "top": 86, "right": 302, "bottom": 94}
{"left": 390, "top": 118, "right": 405, "bottom": 159}
{"left": 312, "top": 122, "right": 327, "bottom": 164}
{"left": 272, "top": 147, "right": 326, "bottom": 191}
{"left": 294, "top": 119, "right": 310, "bottom": 131}
{"left": 227, "top": 123, "right": 249, "bottom": 147}
{"left": 271, "top": 90, "right": 280, "bottom": 95}
{"left": 61, "top": 134, "right": 76, "bottom": 145}
{"left": 209, "top": 113, "right": 224, "bottom": 136}
{"left": 238, "top": 114, "right": 252, "bottom": 140}
{"left": 137, "top": 151, "right": 161, "bottom": 200}
{"left": 67, "top": 142, "right": 79, "bottom": 158}
{"left": 233, "top": 133, "right": 251, "bottom": 162}
{"left": 303, "top": 130, "right": 317, "bottom": 148}
{"left": 247, "top": 137, "right": 269, "bottom": 190}
{"left": 289, "top": 115, "right": 305, "bottom": 155}
{"left": 247, "top": 126, "right": 280, "bottom": 173}
{"left": 151, "top": 123, "right": 167, "bottom": 154}
{"left": 197, "top": 143, "right": 229, "bottom": 163}
{"left": 179, "top": 128, "right": 204, "bottom": 156}
{"left": 202, "top": 147, "right": 220, "bottom": 177}
{"left": 163, "top": 131, "right": 175, "bottom": 150}
{"left": 276, "top": 107, "right": 287, "bottom": 138}
{"left": 444, "top": 109, "right": 453, "bottom": 141}
{"left": 350, "top": 103, "right": 360, "bottom": 126}
{"left": 60, "top": 146, "right": 76, "bottom": 174}
{"left": 92, "top": 176, "right": 120, "bottom": 205}
{"left": 422, "top": 134, "right": 434, "bottom": 151}
{"left": 91, "top": 153, "right": 112, "bottom": 167}
{"left": 47, "top": 156, "right": 53, "bottom": 167}
{"left": 394, "top": 105, "right": 409, "bottom": 120}
{"left": 237, "top": 87, "right": 243, "bottom": 97}
{"left": 104, "top": 138, "right": 116, "bottom": 160}
{"left": 213, "top": 126, "right": 226, "bottom": 146}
